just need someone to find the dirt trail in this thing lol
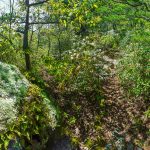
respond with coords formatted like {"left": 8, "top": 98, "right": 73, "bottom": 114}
{"left": 46, "top": 55, "right": 149, "bottom": 150}
{"left": 103, "top": 75, "right": 132, "bottom": 137}
{"left": 101, "top": 55, "right": 149, "bottom": 149}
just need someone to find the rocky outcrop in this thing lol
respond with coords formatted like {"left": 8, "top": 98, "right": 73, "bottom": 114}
{"left": 0, "top": 62, "right": 57, "bottom": 131}
{"left": 0, "top": 62, "right": 29, "bottom": 131}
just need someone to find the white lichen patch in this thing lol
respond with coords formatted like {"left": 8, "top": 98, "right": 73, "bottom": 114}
{"left": 43, "top": 97, "right": 58, "bottom": 128}
{"left": 0, "top": 97, "right": 17, "bottom": 130}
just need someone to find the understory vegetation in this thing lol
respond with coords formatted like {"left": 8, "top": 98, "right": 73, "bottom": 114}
{"left": 0, "top": 0, "right": 150, "bottom": 149}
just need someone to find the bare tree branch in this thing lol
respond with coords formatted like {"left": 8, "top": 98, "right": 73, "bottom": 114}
{"left": 29, "top": 21, "right": 58, "bottom": 25}
{"left": 28, "top": 0, "right": 48, "bottom": 7}
{"left": 15, "top": 20, "right": 58, "bottom": 25}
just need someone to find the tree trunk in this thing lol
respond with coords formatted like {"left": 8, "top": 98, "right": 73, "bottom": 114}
{"left": 23, "top": 0, "right": 31, "bottom": 70}
{"left": 48, "top": 36, "right": 51, "bottom": 56}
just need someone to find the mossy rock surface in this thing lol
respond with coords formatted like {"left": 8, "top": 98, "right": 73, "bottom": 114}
{"left": 0, "top": 62, "right": 29, "bottom": 131}
{"left": 0, "top": 62, "right": 57, "bottom": 132}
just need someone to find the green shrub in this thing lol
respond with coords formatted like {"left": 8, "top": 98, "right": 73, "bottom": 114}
{"left": 0, "top": 85, "right": 57, "bottom": 150}
{"left": 0, "top": 29, "right": 23, "bottom": 68}
{"left": 100, "top": 33, "right": 119, "bottom": 50}
{"left": 43, "top": 34, "right": 106, "bottom": 98}
{"left": 117, "top": 43, "right": 150, "bottom": 98}
{"left": 144, "top": 107, "right": 150, "bottom": 119}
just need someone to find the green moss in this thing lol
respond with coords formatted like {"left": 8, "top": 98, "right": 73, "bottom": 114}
{"left": 0, "top": 72, "right": 9, "bottom": 83}
{"left": 14, "top": 74, "right": 20, "bottom": 82}
{"left": 18, "top": 84, "right": 27, "bottom": 99}
{"left": 10, "top": 65, "right": 16, "bottom": 71}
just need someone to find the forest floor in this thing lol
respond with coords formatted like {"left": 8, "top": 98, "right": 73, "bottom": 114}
{"left": 101, "top": 54, "right": 149, "bottom": 149}
{"left": 47, "top": 53, "right": 149, "bottom": 150}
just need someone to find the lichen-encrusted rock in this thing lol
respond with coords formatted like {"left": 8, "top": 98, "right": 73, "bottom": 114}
{"left": 0, "top": 62, "right": 57, "bottom": 131}
{"left": 0, "top": 62, "right": 29, "bottom": 131}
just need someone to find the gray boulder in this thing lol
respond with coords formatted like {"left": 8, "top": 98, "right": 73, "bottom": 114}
{"left": 0, "top": 62, "right": 57, "bottom": 131}
{"left": 0, "top": 62, "right": 29, "bottom": 131}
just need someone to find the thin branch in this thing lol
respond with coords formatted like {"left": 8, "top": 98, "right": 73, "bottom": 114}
{"left": 15, "top": 20, "right": 58, "bottom": 25}
{"left": 28, "top": 0, "right": 48, "bottom": 7}
{"left": 29, "top": 21, "right": 58, "bottom": 25}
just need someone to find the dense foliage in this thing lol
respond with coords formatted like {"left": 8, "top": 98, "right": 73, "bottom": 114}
{"left": 0, "top": 85, "right": 57, "bottom": 149}
{"left": 0, "top": 0, "right": 150, "bottom": 149}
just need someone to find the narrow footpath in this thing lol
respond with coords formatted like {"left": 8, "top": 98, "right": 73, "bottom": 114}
{"left": 102, "top": 55, "right": 149, "bottom": 150}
